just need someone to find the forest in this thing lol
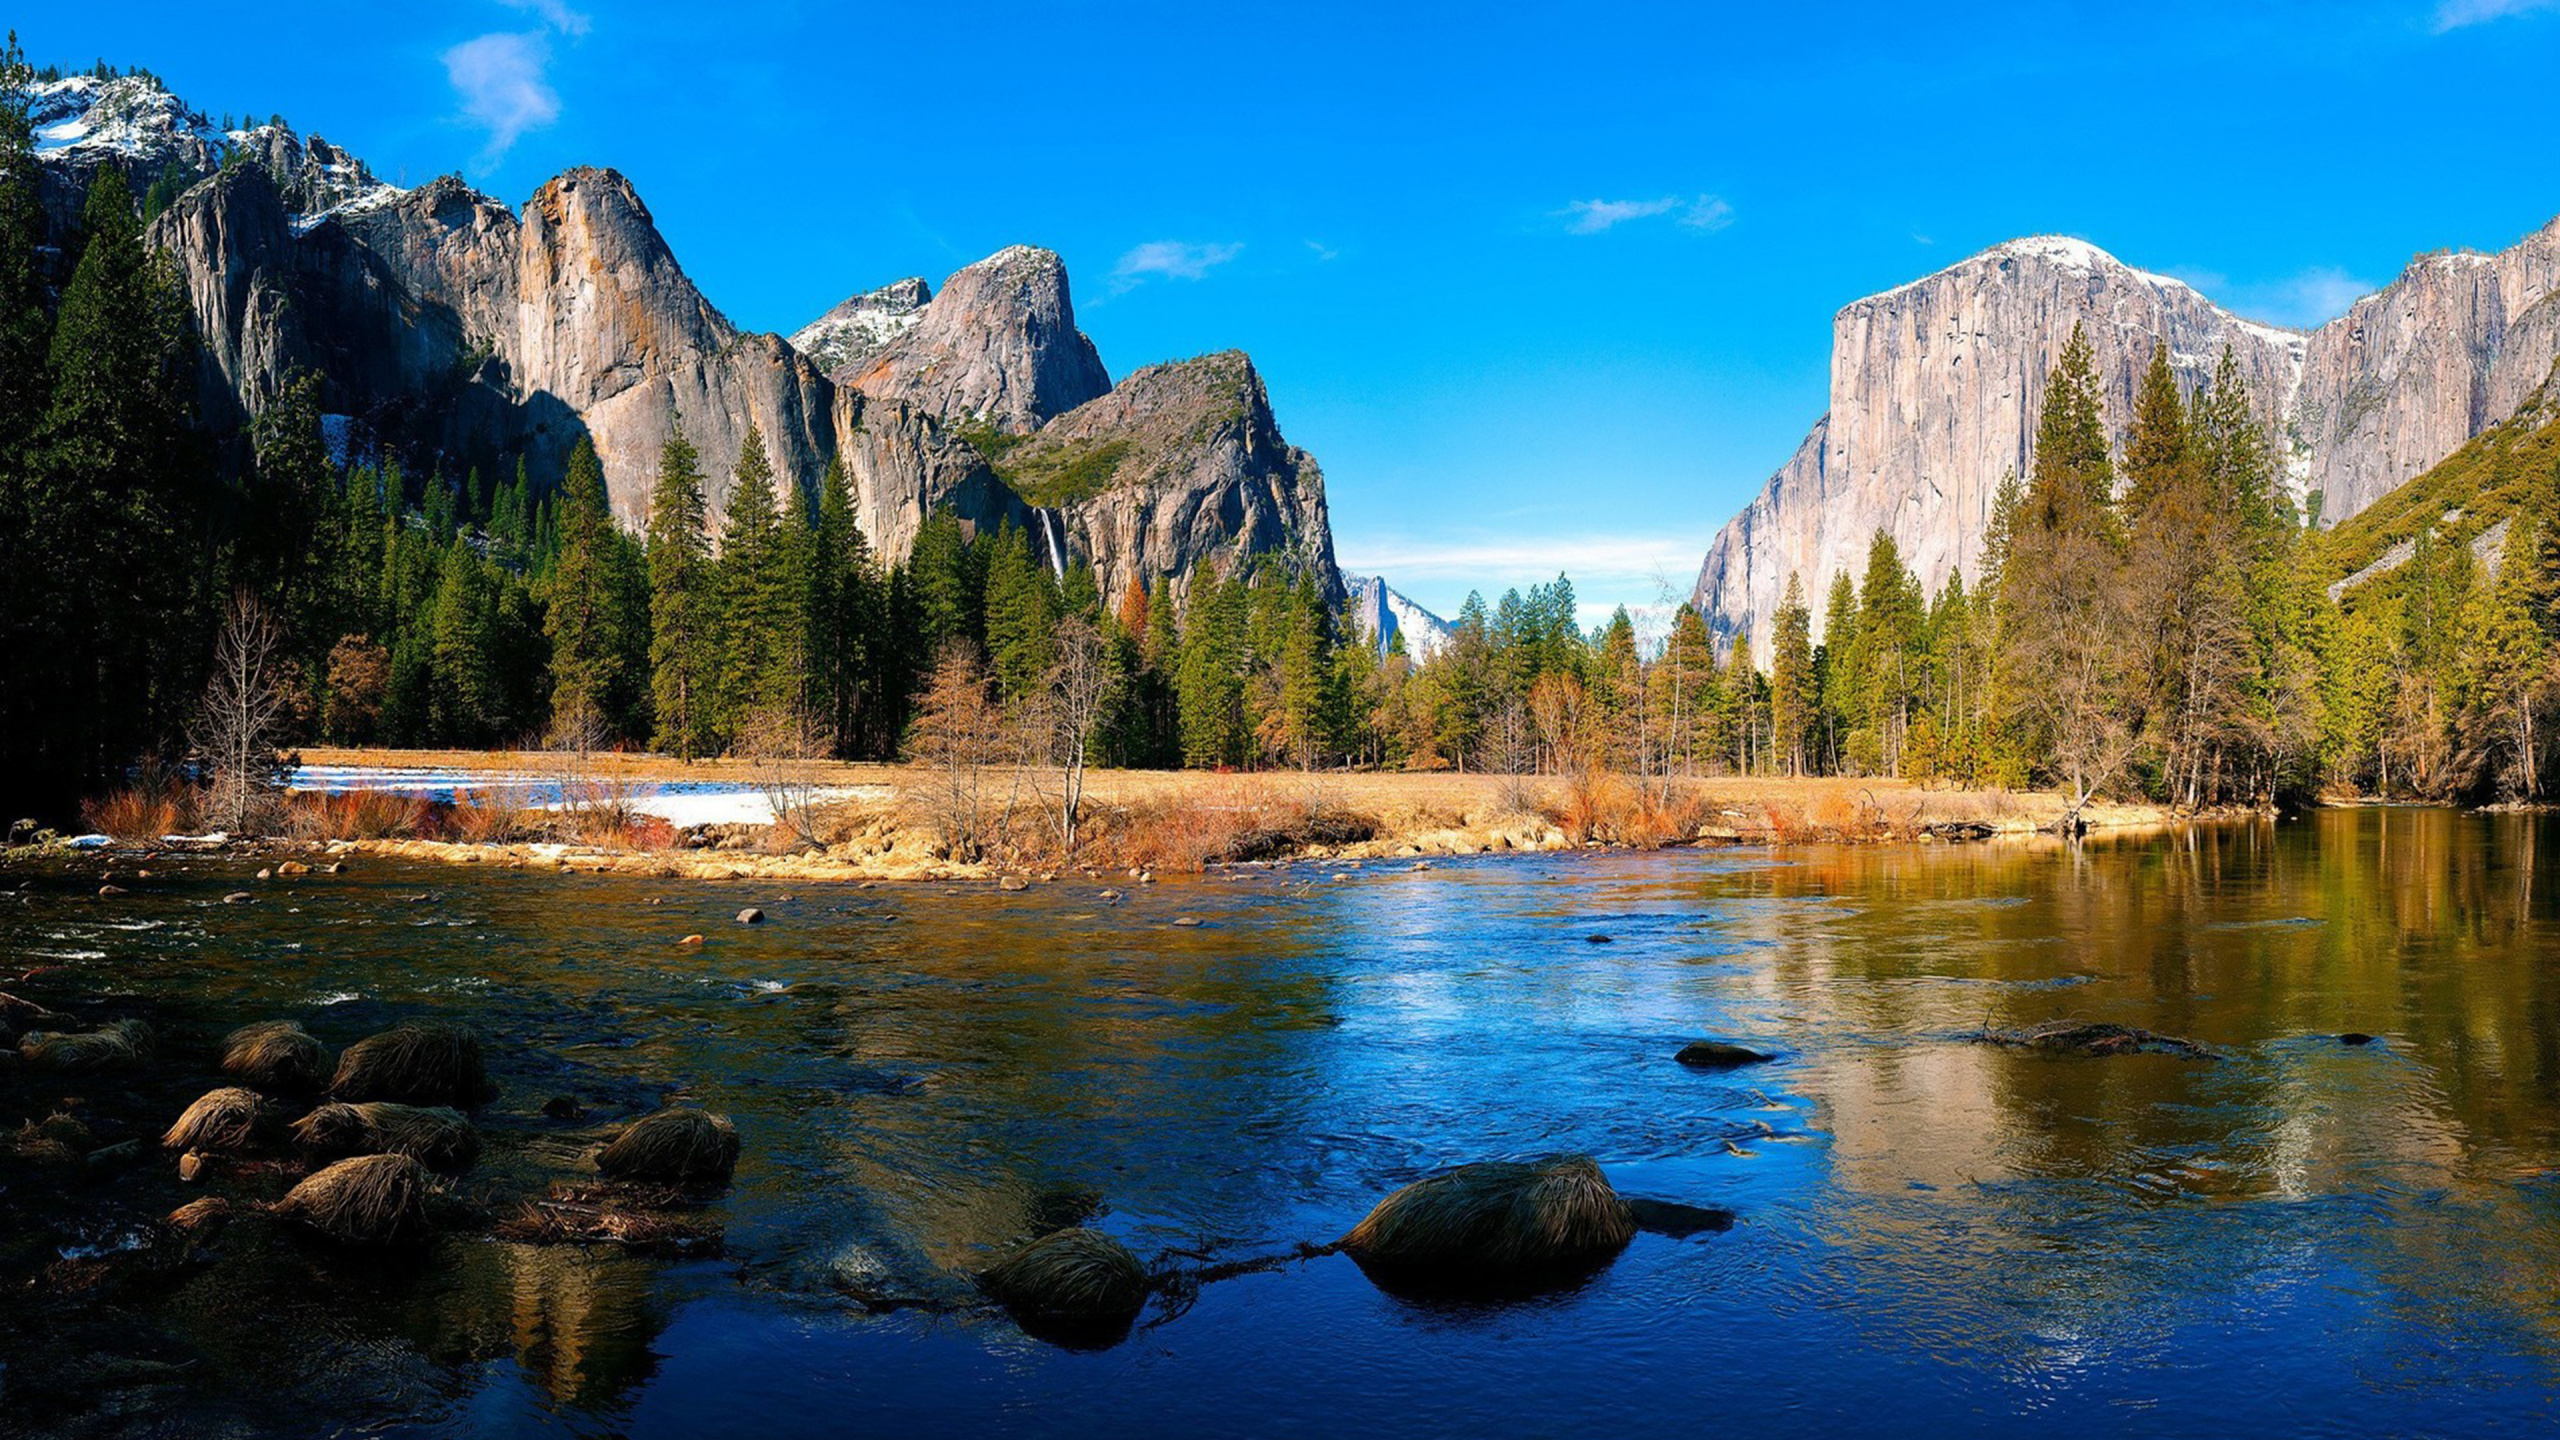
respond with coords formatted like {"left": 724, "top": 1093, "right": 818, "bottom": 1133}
{"left": 5, "top": 35, "right": 2560, "bottom": 827}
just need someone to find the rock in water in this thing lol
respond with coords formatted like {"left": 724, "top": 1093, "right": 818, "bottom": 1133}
{"left": 595, "top": 1108, "right": 739, "bottom": 1185}
{"left": 331, "top": 1023, "right": 496, "bottom": 1107}
{"left": 1675, "top": 1040, "right": 1773, "bottom": 1070}
{"left": 979, "top": 1228, "right": 1149, "bottom": 1336}
{"left": 736, "top": 908, "right": 765, "bottom": 925}
{"left": 1971, "top": 1019, "right": 2215, "bottom": 1059}
{"left": 223, "top": 1019, "right": 328, "bottom": 1091}
{"left": 1340, "top": 1154, "right": 1636, "bottom": 1294}
{"left": 274, "top": 1154, "right": 433, "bottom": 1245}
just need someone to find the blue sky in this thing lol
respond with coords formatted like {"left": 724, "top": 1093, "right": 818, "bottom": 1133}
{"left": 30, "top": 0, "right": 2560, "bottom": 624}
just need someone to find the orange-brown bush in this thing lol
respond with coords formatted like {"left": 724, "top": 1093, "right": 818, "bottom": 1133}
{"left": 284, "top": 789, "right": 433, "bottom": 841}
{"left": 1550, "top": 767, "right": 1707, "bottom": 849}
{"left": 84, "top": 782, "right": 194, "bottom": 840}
{"left": 1068, "top": 778, "right": 1381, "bottom": 872}
{"left": 442, "top": 790, "right": 531, "bottom": 844}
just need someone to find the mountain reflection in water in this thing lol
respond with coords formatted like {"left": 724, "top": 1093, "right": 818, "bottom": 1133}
{"left": 7, "top": 806, "right": 2560, "bottom": 1437}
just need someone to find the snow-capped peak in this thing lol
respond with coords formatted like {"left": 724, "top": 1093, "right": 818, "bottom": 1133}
{"left": 30, "top": 72, "right": 406, "bottom": 228}
{"left": 788, "top": 277, "right": 931, "bottom": 375}
{"left": 1343, "top": 573, "right": 1453, "bottom": 662}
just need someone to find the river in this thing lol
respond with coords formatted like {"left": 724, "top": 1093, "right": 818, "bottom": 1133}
{"left": 6, "top": 807, "right": 2560, "bottom": 1437}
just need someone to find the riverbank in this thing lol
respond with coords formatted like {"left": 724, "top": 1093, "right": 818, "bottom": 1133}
{"left": 228, "top": 751, "right": 2190, "bottom": 885}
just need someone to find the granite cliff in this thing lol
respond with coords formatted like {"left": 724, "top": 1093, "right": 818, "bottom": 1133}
{"left": 1697, "top": 221, "right": 2560, "bottom": 652}
{"left": 32, "top": 72, "right": 1338, "bottom": 600}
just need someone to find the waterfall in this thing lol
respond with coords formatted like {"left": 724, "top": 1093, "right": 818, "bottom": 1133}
{"left": 1041, "top": 508, "right": 1067, "bottom": 580}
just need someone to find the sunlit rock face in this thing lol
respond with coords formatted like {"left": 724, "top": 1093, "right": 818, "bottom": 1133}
{"left": 38, "top": 70, "right": 1335, "bottom": 597}
{"left": 1696, "top": 221, "right": 2560, "bottom": 653}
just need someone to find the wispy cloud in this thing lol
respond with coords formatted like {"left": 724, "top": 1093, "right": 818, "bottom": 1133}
{"left": 2432, "top": 0, "right": 2559, "bottom": 31}
{"left": 1111, "top": 240, "right": 1244, "bottom": 291}
{"left": 445, "top": 0, "right": 590, "bottom": 166}
{"left": 499, "top": 0, "right": 591, "bottom": 35}
{"left": 443, "top": 32, "right": 559, "bottom": 163}
{"left": 2166, "top": 264, "right": 2376, "bottom": 328}
{"left": 1559, "top": 194, "right": 1734, "bottom": 236}
{"left": 1305, "top": 239, "right": 1341, "bottom": 262}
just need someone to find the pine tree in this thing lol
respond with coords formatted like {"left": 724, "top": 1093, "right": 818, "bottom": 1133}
{"left": 544, "top": 438, "right": 633, "bottom": 739}
{"left": 1769, "top": 574, "right": 1815, "bottom": 776}
{"left": 981, "top": 519, "right": 1059, "bottom": 701}
{"left": 713, "top": 423, "right": 804, "bottom": 734}
{"left": 0, "top": 33, "right": 56, "bottom": 795}
{"left": 647, "top": 426, "right": 716, "bottom": 758}
{"left": 29, "top": 162, "right": 202, "bottom": 789}
{"left": 427, "top": 537, "right": 493, "bottom": 742}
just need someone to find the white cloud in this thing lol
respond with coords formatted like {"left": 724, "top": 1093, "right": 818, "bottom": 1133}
{"left": 1559, "top": 194, "right": 1734, "bottom": 236}
{"left": 1562, "top": 197, "right": 1680, "bottom": 234}
{"left": 1305, "top": 239, "right": 1341, "bottom": 262}
{"left": 1112, "top": 240, "right": 1244, "bottom": 288}
{"left": 1679, "top": 196, "right": 1735, "bottom": 232}
{"left": 443, "top": 32, "right": 560, "bottom": 163}
{"left": 2433, "top": 0, "right": 2559, "bottom": 31}
{"left": 499, "top": 0, "right": 592, "bottom": 35}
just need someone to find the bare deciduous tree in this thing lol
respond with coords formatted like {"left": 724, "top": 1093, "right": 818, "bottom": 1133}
{"left": 741, "top": 700, "right": 837, "bottom": 850}
{"left": 192, "top": 593, "right": 294, "bottom": 834}
{"left": 907, "top": 641, "right": 1008, "bottom": 863}
{"left": 1020, "top": 617, "right": 1116, "bottom": 854}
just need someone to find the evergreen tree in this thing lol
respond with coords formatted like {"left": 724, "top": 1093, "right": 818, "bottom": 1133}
{"left": 544, "top": 438, "right": 636, "bottom": 739}
{"left": 1769, "top": 574, "right": 1815, "bottom": 776}
{"left": 28, "top": 162, "right": 202, "bottom": 788}
{"left": 981, "top": 518, "right": 1059, "bottom": 701}
{"left": 713, "top": 423, "right": 804, "bottom": 733}
{"left": 647, "top": 426, "right": 716, "bottom": 758}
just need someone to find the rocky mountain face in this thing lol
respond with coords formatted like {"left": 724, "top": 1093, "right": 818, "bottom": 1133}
{"left": 1343, "top": 574, "right": 1452, "bottom": 661}
{"left": 788, "top": 277, "right": 928, "bottom": 379}
{"left": 978, "top": 351, "right": 1339, "bottom": 608}
{"left": 1697, "top": 221, "right": 2560, "bottom": 653}
{"left": 845, "top": 245, "right": 1112, "bottom": 435}
{"left": 33, "top": 71, "right": 1337, "bottom": 600}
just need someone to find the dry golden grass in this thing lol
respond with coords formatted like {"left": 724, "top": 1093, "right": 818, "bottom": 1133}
{"left": 292, "top": 1101, "right": 481, "bottom": 1170}
{"left": 83, "top": 785, "right": 192, "bottom": 841}
{"left": 330, "top": 1023, "right": 494, "bottom": 1108}
{"left": 222, "top": 1020, "right": 328, "bottom": 1091}
{"left": 274, "top": 1153, "right": 432, "bottom": 1245}
{"left": 18, "top": 1019, "right": 153, "bottom": 1073}
{"left": 595, "top": 1108, "right": 738, "bottom": 1185}
{"left": 162, "top": 1087, "right": 281, "bottom": 1154}
{"left": 1340, "top": 1154, "right": 1635, "bottom": 1281}
{"left": 980, "top": 1227, "right": 1150, "bottom": 1326}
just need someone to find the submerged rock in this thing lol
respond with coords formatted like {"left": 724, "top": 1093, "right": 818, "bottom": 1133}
{"left": 1675, "top": 1040, "right": 1773, "bottom": 1070}
{"left": 1971, "top": 1020, "right": 2215, "bottom": 1059}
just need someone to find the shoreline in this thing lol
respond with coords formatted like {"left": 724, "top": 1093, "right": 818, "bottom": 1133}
{"left": 31, "top": 751, "right": 2234, "bottom": 884}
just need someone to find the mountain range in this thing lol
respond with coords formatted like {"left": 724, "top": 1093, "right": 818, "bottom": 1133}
{"left": 36, "top": 70, "right": 2560, "bottom": 664}
{"left": 1692, "top": 220, "right": 2560, "bottom": 652}
{"left": 31, "top": 72, "right": 1339, "bottom": 611}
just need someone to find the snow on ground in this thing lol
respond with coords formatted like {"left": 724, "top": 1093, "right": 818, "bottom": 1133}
{"left": 288, "top": 764, "right": 885, "bottom": 828}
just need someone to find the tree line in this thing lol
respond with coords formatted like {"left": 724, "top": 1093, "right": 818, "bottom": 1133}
{"left": 11, "top": 33, "right": 2560, "bottom": 822}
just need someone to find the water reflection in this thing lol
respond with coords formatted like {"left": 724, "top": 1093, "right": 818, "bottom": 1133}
{"left": 12, "top": 809, "right": 2560, "bottom": 1435}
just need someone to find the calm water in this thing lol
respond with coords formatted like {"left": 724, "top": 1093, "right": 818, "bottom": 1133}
{"left": 10, "top": 808, "right": 2560, "bottom": 1438}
